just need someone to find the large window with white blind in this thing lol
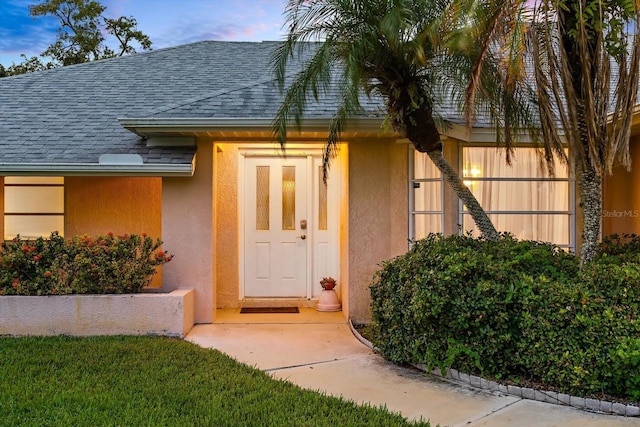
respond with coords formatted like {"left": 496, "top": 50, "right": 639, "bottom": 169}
{"left": 4, "top": 177, "right": 64, "bottom": 240}
{"left": 460, "top": 147, "right": 574, "bottom": 249}
{"left": 409, "top": 149, "right": 444, "bottom": 240}
{"left": 408, "top": 146, "right": 575, "bottom": 250}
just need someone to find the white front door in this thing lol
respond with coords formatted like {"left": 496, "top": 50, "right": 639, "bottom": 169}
{"left": 241, "top": 150, "right": 340, "bottom": 299}
{"left": 243, "top": 156, "right": 309, "bottom": 297}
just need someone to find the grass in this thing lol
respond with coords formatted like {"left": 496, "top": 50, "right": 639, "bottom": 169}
{"left": 0, "top": 336, "right": 430, "bottom": 427}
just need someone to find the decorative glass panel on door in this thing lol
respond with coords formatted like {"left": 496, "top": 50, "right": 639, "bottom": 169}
{"left": 318, "top": 166, "right": 328, "bottom": 230}
{"left": 282, "top": 166, "right": 295, "bottom": 230}
{"left": 256, "top": 166, "right": 270, "bottom": 231}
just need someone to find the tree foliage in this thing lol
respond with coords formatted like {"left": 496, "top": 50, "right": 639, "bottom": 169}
{"left": 526, "top": 0, "right": 640, "bottom": 263}
{"left": 1, "top": 0, "right": 151, "bottom": 76}
{"left": 272, "top": 0, "right": 537, "bottom": 240}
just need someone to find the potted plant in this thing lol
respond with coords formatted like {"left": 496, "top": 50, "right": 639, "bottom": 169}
{"left": 317, "top": 277, "right": 341, "bottom": 312}
{"left": 320, "top": 277, "right": 337, "bottom": 291}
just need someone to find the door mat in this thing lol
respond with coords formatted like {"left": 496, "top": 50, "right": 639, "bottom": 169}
{"left": 240, "top": 307, "right": 300, "bottom": 314}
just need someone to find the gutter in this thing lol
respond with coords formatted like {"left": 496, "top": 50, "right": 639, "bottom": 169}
{"left": 0, "top": 163, "right": 194, "bottom": 177}
{"left": 118, "top": 116, "right": 545, "bottom": 144}
{"left": 117, "top": 117, "right": 388, "bottom": 138}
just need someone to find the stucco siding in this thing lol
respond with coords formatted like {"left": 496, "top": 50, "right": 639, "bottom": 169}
{"left": 0, "top": 177, "right": 3, "bottom": 241}
{"left": 162, "top": 139, "right": 215, "bottom": 323}
{"left": 603, "top": 136, "right": 640, "bottom": 235}
{"left": 215, "top": 143, "right": 241, "bottom": 308}
{"left": 348, "top": 140, "right": 408, "bottom": 323}
{"left": 442, "top": 139, "right": 462, "bottom": 236}
{"left": 65, "top": 176, "right": 163, "bottom": 287}
{"left": 65, "top": 177, "right": 162, "bottom": 238}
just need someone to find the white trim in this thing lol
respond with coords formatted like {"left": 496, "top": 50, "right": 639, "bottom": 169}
{"left": 119, "top": 117, "right": 387, "bottom": 137}
{"left": 238, "top": 151, "right": 246, "bottom": 300}
{"left": 0, "top": 163, "right": 194, "bottom": 176}
{"left": 305, "top": 155, "right": 314, "bottom": 298}
{"left": 239, "top": 143, "right": 329, "bottom": 157}
{"left": 146, "top": 136, "right": 196, "bottom": 147}
{"left": 443, "top": 123, "right": 540, "bottom": 143}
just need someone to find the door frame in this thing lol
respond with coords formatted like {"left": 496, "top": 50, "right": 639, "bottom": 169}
{"left": 238, "top": 144, "right": 340, "bottom": 300}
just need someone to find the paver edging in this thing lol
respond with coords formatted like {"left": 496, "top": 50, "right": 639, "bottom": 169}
{"left": 348, "top": 320, "right": 639, "bottom": 417}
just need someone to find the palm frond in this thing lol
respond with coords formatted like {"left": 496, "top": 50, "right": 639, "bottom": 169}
{"left": 530, "top": 0, "right": 640, "bottom": 175}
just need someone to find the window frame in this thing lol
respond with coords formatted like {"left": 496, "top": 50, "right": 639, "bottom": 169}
{"left": 458, "top": 146, "right": 576, "bottom": 251}
{"left": 3, "top": 176, "right": 65, "bottom": 240}
{"left": 408, "top": 146, "right": 445, "bottom": 243}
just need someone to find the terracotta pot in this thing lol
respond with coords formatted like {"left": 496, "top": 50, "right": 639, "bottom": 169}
{"left": 316, "top": 289, "right": 341, "bottom": 312}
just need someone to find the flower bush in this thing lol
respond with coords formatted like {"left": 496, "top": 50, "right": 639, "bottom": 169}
{"left": 370, "top": 233, "right": 640, "bottom": 401}
{"left": 0, "top": 232, "right": 172, "bottom": 296}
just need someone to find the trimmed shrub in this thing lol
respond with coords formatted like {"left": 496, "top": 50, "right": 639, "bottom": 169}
{"left": 0, "top": 232, "right": 172, "bottom": 296}
{"left": 370, "top": 233, "right": 640, "bottom": 401}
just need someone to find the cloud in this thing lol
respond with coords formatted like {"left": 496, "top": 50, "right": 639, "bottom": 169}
{"left": 0, "top": 0, "right": 287, "bottom": 66}
{"left": 0, "top": 0, "right": 59, "bottom": 64}
{"left": 142, "top": 1, "right": 286, "bottom": 47}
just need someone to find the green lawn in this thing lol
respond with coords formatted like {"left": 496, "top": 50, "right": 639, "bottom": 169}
{"left": 0, "top": 336, "right": 429, "bottom": 426}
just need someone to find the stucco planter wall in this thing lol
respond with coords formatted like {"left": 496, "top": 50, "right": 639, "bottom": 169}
{"left": 0, "top": 289, "right": 195, "bottom": 337}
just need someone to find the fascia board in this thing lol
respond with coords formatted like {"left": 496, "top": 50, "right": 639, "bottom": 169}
{"left": 443, "top": 122, "right": 546, "bottom": 144}
{"left": 120, "top": 116, "right": 556, "bottom": 144}
{"left": 0, "top": 163, "right": 194, "bottom": 177}
{"left": 117, "top": 117, "right": 386, "bottom": 137}
{"left": 443, "top": 123, "right": 564, "bottom": 144}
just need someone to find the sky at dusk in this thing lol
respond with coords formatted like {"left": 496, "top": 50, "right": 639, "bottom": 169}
{"left": 0, "top": 0, "right": 289, "bottom": 66}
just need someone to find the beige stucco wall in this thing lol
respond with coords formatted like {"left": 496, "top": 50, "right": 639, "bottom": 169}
{"left": 603, "top": 136, "right": 640, "bottom": 235}
{"left": 442, "top": 139, "right": 462, "bottom": 236}
{"left": 338, "top": 145, "right": 351, "bottom": 319}
{"left": 0, "top": 177, "right": 3, "bottom": 240}
{"left": 162, "top": 139, "right": 215, "bottom": 323}
{"left": 65, "top": 177, "right": 162, "bottom": 237}
{"left": 348, "top": 139, "right": 408, "bottom": 323}
{"left": 215, "top": 143, "right": 241, "bottom": 308}
{"left": 65, "top": 176, "right": 163, "bottom": 287}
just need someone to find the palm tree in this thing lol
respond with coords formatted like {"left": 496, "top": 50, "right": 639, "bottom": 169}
{"left": 271, "top": 0, "right": 536, "bottom": 240}
{"left": 526, "top": 0, "right": 640, "bottom": 263}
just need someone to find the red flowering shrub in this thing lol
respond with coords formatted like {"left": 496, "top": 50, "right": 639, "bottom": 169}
{"left": 0, "top": 232, "right": 171, "bottom": 295}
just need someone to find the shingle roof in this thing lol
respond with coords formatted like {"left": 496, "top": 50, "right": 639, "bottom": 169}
{"left": 0, "top": 41, "right": 385, "bottom": 172}
{"left": 2, "top": 40, "right": 637, "bottom": 173}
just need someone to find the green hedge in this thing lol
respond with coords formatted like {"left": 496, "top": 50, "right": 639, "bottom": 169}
{"left": 0, "top": 232, "right": 171, "bottom": 296}
{"left": 370, "top": 233, "right": 640, "bottom": 401}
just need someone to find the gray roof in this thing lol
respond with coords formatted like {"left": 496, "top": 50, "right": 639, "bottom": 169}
{"left": 2, "top": 40, "right": 637, "bottom": 175}
{"left": 0, "top": 41, "right": 384, "bottom": 175}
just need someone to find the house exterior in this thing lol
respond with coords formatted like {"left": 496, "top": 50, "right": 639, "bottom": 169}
{"left": 1, "top": 41, "right": 638, "bottom": 324}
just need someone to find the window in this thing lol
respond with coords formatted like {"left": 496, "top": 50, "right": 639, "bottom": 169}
{"left": 409, "top": 148, "right": 444, "bottom": 240}
{"left": 460, "top": 147, "right": 574, "bottom": 250}
{"left": 4, "top": 177, "right": 64, "bottom": 240}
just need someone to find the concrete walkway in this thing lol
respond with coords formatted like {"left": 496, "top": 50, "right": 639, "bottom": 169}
{"left": 186, "top": 316, "right": 638, "bottom": 426}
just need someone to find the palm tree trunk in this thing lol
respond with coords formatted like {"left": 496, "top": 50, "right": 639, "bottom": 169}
{"left": 577, "top": 163, "right": 602, "bottom": 264}
{"left": 402, "top": 99, "right": 499, "bottom": 240}
{"left": 426, "top": 149, "right": 499, "bottom": 240}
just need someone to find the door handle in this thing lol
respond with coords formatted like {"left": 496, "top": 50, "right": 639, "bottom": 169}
{"left": 298, "top": 234, "right": 307, "bottom": 240}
